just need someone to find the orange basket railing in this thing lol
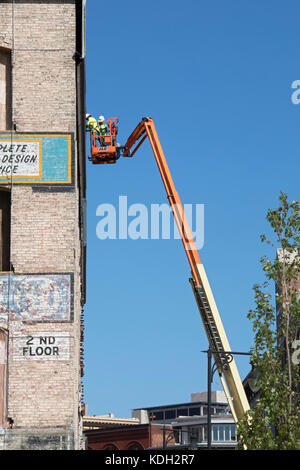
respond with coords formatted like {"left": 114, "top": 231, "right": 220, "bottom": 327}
{"left": 89, "top": 117, "right": 119, "bottom": 149}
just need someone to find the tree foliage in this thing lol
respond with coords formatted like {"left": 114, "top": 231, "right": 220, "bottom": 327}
{"left": 237, "top": 192, "right": 300, "bottom": 449}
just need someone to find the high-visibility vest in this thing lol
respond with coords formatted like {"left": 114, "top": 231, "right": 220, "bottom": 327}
{"left": 99, "top": 123, "right": 108, "bottom": 135}
{"left": 88, "top": 117, "right": 100, "bottom": 134}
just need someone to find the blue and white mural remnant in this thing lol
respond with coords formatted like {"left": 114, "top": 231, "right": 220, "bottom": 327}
{"left": 0, "top": 133, "right": 73, "bottom": 186}
{"left": 0, "top": 273, "right": 73, "bottom": 322}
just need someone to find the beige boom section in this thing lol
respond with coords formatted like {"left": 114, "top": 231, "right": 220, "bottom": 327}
{"left": 191, "top": 263, "right": 250, "bottom": 422}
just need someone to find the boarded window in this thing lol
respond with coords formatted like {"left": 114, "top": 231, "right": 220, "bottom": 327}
{"left": 0, "top": 190, "right": 11, "bottom": 271}
{"left": 0, "top": 48, "right": 12, "bottom": 131}
{"left": 0, "top": 329, "right": 8, "bottom": 428}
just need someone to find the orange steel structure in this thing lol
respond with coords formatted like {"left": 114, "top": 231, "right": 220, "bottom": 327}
{"left": 122, "top": 118, "right": 201, "bottom": 283}
{"left": 89, "top": 117, "right": 250, "bottom": 423}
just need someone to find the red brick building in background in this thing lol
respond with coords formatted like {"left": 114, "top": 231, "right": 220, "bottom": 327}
{"left": 85, "top": 423, "right": 175, "bottom": 451}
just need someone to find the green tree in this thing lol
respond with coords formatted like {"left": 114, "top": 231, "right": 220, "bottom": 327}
{"left": 237, "top": 192, "right": 300, "bottom": 450}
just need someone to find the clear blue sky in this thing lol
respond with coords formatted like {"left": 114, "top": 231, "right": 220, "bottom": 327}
{"left": 83, "top": 0, "right": 300, "bottom": 418}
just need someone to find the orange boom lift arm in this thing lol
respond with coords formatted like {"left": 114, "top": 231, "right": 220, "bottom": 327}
{"left": 88, "top": 116, "right": 250, "bottom": 422}
{"left": 123, "top": 118, "right": 201, "bottom": 283}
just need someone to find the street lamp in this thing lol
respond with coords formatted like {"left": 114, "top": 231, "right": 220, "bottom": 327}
{"left": 202, "top": 348, "right": 251, "bottom": 450}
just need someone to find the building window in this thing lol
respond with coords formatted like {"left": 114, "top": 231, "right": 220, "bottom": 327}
{"left": 211, "top": 424, "right": 236, "bottom": 442}
{"left": 213, "top": 425, "right": 218, "bottom": 441}
{"left": 103, "top": 444, "right": 119, "bottom": 450}
{"left": 176, "top": 408, "right": 188, "bottom": 417}
{"left": 230, "top": 424, "right": 236, "bottom": 441}
{"left": 0, "top": 190, "right": 11, "bottom": 271}
{"left": 127, "top": 442, "right": 144, "bottom": 450}
{"left": 189, "top": 407, "right": 200, "bottom": 416}
{"left": 0, "top": 47, "right": 12, "bottom": 131}
{"left": 149, "top": 411, "right": 164, "bottom": 421}
{"left": 202, "top": 406, "right": 214, "bottom": 415}
{"left": 216, "top": 407, "right": 225, "bottom": 414}
{"left": 190, "top": 427, "right": 200, "bottom": 444}
{"left": 165, "top": 409, "right": 176, "bottom": 420}
{"left": 202, "top": 425, "right": 207, "bottom": 442}
{"left": 181, "top": 427, "right": 189, "bottom": 445}
{"left": 219, "top": 425, "right": 225, "bottom": 441}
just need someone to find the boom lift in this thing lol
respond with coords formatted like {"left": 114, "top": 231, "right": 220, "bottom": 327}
{"left": 88, "top": 117, "right": 120, "bottom": 165}
{"left": 88, "top": 117, "right": 250, "bottom": 422}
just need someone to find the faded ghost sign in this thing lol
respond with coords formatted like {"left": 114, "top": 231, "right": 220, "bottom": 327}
{"left": 0, "top": 273, "right": 73, "bottom": 323}
{"left": 13, "top": 332, "right": 70, "bottom": 361}
{"left": 0, "top": 141, "right": 41, "bottom": 177}
{"left": 0, "top": 133, "right": 73, "bottom": 186}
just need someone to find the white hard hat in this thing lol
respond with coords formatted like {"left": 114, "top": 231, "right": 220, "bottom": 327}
{"left": 86, "top": 113, "right": 91, "bottom": 119}
{"left": 98, "top": 115, "right": 105, "bottom": 122}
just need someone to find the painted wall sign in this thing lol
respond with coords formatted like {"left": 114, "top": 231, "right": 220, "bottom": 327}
{"left": 0, "top": 133, "right": 73, "bottom": 185}
{"left": 0, "top": 141, "right": 41, "bottom": 177}
{"left": 13, "top": 332, "right": 70, "bottom": 361}
{"left": 0, "top": 273, "right": 73, "bottom": 323}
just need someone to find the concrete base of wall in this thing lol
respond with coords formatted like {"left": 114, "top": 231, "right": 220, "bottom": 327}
{"left": 0, "top": 427, "right": 75, "bottom": 450}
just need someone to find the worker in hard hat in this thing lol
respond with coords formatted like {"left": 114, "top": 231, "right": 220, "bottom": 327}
{"left": 86, "top": 113, "right": 101, "bottom": 146}
{"left": 98, "top": 116, "right": 109, "bottom": 147}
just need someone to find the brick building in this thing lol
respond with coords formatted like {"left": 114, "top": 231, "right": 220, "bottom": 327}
{"left": 85, "top": 423, "right": 176, "bottom": 451}
{"left": 0, "top": 0, "right": 86, "bottom": 450}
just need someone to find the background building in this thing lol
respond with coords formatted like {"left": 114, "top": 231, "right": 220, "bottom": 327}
{"left": 172, "top": 414, "right": 236, "bottom": 449}
{"left": 85, "top": 422, "right": 175, "bottom": 451}
{"left": 0, "top": 0, "right": 86, "bottom": 450}
{"left": 132, "top": 391, "right": 230, "bottom": 424}
{"left": 84, "top": 391, "right": 236, "bottom": 450}
{"left": 132, "top": 391, "right": 236, "bottom": 449}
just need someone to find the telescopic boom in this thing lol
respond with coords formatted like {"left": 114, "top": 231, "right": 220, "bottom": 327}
{"left": 122, "top": 117, "right": 250, "bottom": 422}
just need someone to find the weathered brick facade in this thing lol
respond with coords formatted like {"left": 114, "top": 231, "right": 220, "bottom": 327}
{"left": 0, "top": 0, "right": 86, "bottom": 450}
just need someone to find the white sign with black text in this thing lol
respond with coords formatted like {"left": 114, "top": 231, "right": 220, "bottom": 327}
{"left": 0, "top": 141, "right": 41, "bottom": 177}
{"left": 13, "top": 332, "right": 70, "bottom": 361}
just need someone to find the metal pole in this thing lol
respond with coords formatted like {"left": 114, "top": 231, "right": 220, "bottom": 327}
{"left": 163, "top": 425, "right": 166, "bottom": 449}
{"left": 202, "top": 348, "right": 251, "bottom": 450}
{"left": 207, "top": 348, "right": 212, "bottom": 450}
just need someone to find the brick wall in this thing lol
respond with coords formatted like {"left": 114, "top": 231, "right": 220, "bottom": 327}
{"left": 0, "top": 1, "right": 77, "bottom": 132}
{"left": 11, "top": 188, "right": 77, "bottom": 272}
{"left": 0, "top": 0, "right": 85, "bottom": 450}
{"left": 0, "top": 428, "right": 75, "bottom": 450}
